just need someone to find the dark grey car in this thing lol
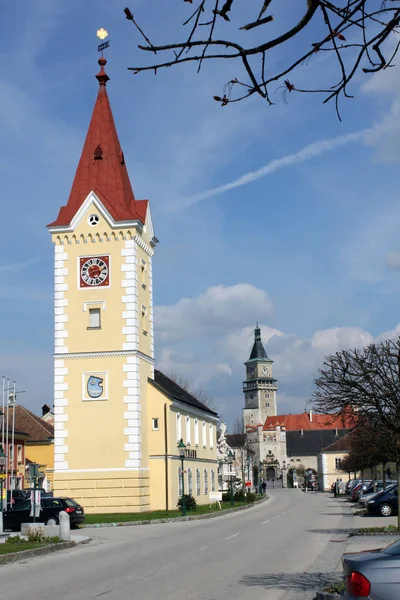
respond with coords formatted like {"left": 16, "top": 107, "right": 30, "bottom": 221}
{"left": 343, "top": 538, "right": 400, "bottom": 598}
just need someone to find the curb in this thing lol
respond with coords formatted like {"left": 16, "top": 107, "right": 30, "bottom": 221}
{"left": 81, "top": 496, "right": 269, "bottom": 529}
{"left": 0, "top": 541, "right": 76, "bottom": 565}
{"left": 349, "top": 531, "right": 400, "bottom": 537}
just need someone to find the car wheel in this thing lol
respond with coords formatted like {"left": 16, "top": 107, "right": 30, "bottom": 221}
{"left": 45, "top": 517, "right": 59, "bottom": 526}
{"left": 379, "top": 503, "right": 393, "bottom": 517}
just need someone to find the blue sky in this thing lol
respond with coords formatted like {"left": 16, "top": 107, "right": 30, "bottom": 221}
{"left": 1, "top": 1, "right": 400, "bottom": 426}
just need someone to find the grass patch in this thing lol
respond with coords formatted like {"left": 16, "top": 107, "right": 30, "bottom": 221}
{"left": 84, "top": 499, "right": 258, "bottom": 525}
{"left": 357, "top": 525, "right": 400, "bottom": 533}
{"left": 0, "top": 542, "right": 44, "bottom": 555}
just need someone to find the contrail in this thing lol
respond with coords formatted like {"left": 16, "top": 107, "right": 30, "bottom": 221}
{"left": 176, "top": 127, "right": 371, "bottom": 210}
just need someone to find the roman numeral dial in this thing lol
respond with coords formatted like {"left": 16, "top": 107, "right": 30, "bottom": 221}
{"left": 79, "top": 256, "right": 109, "bottom": 288}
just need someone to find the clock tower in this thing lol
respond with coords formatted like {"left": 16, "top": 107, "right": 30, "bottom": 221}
{"left": 243, "top": 325, "right": 278, "bottom": 430}
{"left": 47, "top": 57, "right": 157, "bottom": 512}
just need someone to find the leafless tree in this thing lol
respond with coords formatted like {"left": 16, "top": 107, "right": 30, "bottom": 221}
{"left": 232, "top": 412, "right": 244, "bottom": 434}
{"left": 124, "top": 1, "right": 400, "bottom": 118}
{"left": 312, "top": 338, "right": 400, "bottom": 525}
{"left": 166, "top": 371, "right": 217, "bottom": 411}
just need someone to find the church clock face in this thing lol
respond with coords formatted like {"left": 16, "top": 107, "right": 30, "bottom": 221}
{"left": 79, "top": 256, "right": 110, "bottom": 288}
{"left": 262, "top": 366, "right": 270, "bottom": 376}
{"left": 248, "top": 367, "right": 255, "bottom": 378}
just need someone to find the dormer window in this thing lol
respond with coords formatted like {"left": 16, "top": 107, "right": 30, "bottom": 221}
{"left": 94, "top": 145, "right": 103, "bottom": 160}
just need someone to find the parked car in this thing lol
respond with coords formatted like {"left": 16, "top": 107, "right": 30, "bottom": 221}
{"left": 352, "top": 481, "right": 372, "bottom": 502}
{"left": 22, "top": 488, "right": 53, "bottom": 497}
{"left": 367, "top": 485, "right": 398, "bottom": 517}
{"left": 3, "top": 496, "right": 85, "bottom": 531}
{"left": 342, "top": 537, "right": 400, "bottom": 599}
{"left": 358, "top": 481, "right": 396, "bottom": 505}
{"left": 5, "top": 489, "right": 28, "bottom": 507}
{"left": 346, "top": 479, "right": 361, "bottom": 495}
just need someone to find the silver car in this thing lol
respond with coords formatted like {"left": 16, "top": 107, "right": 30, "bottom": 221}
{"left": 343, "top": 537, "right": 400, "bottom": 598}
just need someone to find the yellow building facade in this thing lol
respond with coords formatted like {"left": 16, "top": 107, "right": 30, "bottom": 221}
{"left": 148, "top": 371, "right": 219, "bottom": 511}
{"left": 47, "top": 56, "right": 218, "bottom": 513}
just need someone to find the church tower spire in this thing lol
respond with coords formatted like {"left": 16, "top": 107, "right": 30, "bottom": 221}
{"left": 49, "top": 57, "right": 149, "bottom": 229}
{"left": 47, "top": 55, "right": 157, "bottom": 512}
{"left": 243, "top": 325, "right": 278, "bottom": 430}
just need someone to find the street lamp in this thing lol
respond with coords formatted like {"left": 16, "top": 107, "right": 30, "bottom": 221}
{"left": 259, "top": 461, "right": 263, "bottom": 492}
{"left": 227, "top": 450, "right": 234, "bottom": 506}
{"left": 246, "top": 454, "right": 251, "bottom": 487}
{"left": 177, "top": 439, "right": 187, "bottom": 517}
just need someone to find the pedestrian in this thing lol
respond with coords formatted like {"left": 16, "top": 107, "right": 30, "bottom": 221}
{"left": 259, "top": 482, "right": 263, "bottom": 495}
{"left": 262, "top": 481, "right": 266, "bottom": 494}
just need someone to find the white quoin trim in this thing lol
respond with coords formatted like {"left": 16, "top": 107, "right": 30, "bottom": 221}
{"left": 47, "top": 191, "right": 144, "bottom": 234}
{"left": 53, "top": 359, "right": 69, "bottom": 471}
{"left": 54, "top": 245, "right": 69, "bottom": 355}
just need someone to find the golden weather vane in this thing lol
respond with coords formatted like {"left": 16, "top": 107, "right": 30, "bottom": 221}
{"left": 96, "top": 28, "right": 110, "bottom": 56}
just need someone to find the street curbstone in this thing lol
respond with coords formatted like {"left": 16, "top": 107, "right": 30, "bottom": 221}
{"left": 81, "top": 496, "right": 269, "bottom": 529}
{"left": 0, "top": 541, "right": 76, "bottom": 565}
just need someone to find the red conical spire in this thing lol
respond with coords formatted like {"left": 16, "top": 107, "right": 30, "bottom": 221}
{"left": 48, "top": 57, "right": 147, "bottom": 227}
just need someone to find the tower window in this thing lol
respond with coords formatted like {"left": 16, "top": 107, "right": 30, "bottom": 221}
{"left": 88, "top": 308, "right": 101, "bottom": 329}
{"left": 264, "top": 392, "right": 270, "bottom": 399}
{"left": 265, "top": 402, "right": 270, "bottom": 408}
{"left": 88, "top": 214, "right": 100, "bottom": 226}
{"left": 152, "top": 418, "right": 159, "bottom": 431}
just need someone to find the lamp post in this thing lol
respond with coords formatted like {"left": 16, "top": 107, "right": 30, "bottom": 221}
{"left": 178, "top": 439, "right": 187, "bottom": 517}
{"left": 227, "top": 450, "right": 234, "bottom": 506}
{"left": 246, "top": 455, "right": 251, "bottom": 488}
{"left": 259, "top": 461, "right": 263, "bottom": 493}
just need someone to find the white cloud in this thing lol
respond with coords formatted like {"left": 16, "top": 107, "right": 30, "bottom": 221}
{"left": 155, "top": 283, "right": 273, "bottom": 343}
{"left": 386, "top": 251, "right": 400, "bottom": 270}
{"left": 155, "top": 284, "right": 397, "bottom": 426}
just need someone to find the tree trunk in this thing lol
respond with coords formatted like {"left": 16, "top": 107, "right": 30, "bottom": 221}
{"left": 383, "top": 462, "right": 387, "bottom": 489}
{"left": 361, "top": 468, "right": 364, "bottom": 484}
{"left": 372, "top": 465, "right": 376, "bottom": 493}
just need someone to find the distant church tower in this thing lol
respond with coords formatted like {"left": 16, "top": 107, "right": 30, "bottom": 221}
{"left": 47, "top": 57, "right": 157, "bottom": 510}
{"left": 243, "top": 325, "right": 278, "bottom": 429}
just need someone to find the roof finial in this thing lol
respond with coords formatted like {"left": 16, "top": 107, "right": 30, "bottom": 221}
{"left": 254, "top": 323, "right": 261, "bottom": 340}
{"left": 96, "top": 28, "right": 110, "bottom": 86}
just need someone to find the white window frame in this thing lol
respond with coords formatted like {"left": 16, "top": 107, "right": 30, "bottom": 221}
{"left": 17, "top": 445, "right": 22, "bottom": 463}
{"left": 89, "top": 307, "right": 101, "bottom": 328}
{"left": 176, "top": 413, "right": 182, "bottom": 441}
{"left": 152, "top": 418, "right": 159, "bottom": 431}
{"left": 202, "top": 421, "right": 206, "bottom": 448}
{"left": 204, "top": 469, "right": 208, "bottom": 495}
{"left": 188, "top": 468, "right": 193, "bottom": 495}
{"left": 186, "top": 415, "right": 191, "bottom": 445}
{"left": 196, "top": 468, "right": 201, "bottom": 496}
{"left": 209, "top": 423, "right": 214, "bottom": 449}
{"left": 178, "top": 469, "right": 183, "bottom": 497}
{"left": 194, "top": 418, "right": 199, "bottom": 447}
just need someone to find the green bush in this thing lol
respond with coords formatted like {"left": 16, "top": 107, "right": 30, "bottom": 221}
{"left": 27, "top": 528, "right": 45, "bottom": 543}
{"left": 246, "top": 492, "right": 256, "bottom": 503}
{"left": 234, "top": 489, "right": 246, "bottom": 501}
{"left": 177, "top": 494, "right": 197, "bottom": 511}
{"left": 5, "top": 536, "right": 24, "bottom": 544}
{"left": 326, "top": 581, "right": 345, "bottom": 594}
{"left": 222, "top": 492, "right": 230, "bottom": 502}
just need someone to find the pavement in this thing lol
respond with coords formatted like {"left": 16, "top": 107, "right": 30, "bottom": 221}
{"left": 0, "top": 489, "right": 360, "bottom": 600}
{"left": 0, "top": 491, "right": 398, "bottom": 600}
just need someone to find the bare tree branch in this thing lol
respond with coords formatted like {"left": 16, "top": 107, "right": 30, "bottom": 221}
{"left": 124, "top": 1, "right": 400, "bottom": 116}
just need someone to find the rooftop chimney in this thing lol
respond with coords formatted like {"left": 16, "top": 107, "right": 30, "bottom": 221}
{"left": 309, "top": 409, "right": 313, "bottom": 422}
{"left": 41, "top": 404, "right": 50, "bottom": 417}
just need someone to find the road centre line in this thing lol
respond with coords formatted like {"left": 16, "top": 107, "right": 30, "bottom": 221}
{"left": 262, "top": 520, "right": 269, "bottom": 524}
{"left": 225, "top": 533, "right": 239, "bottom": 540}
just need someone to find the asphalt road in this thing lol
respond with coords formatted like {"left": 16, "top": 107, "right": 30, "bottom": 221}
{"left": 0, "top": 490, "right": 353, "bottom": 600}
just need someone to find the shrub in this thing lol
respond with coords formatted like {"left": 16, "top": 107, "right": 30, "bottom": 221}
{"left": 5, "top": 536, "right": 24, "bottom": 544}
{"left": 177, "top": 494, "right": 197, "bottom": 511}
{"left": 246, "top": 492, "right": 256, "bottom": 503}
{"left": 326, "top": 581, "right": 345, "bottom": 594}
{"left": 26, "top": 528, "right": 45, "bottom": 543}
{"left": 234, "top": 489, "right": 246, "bottom": 501}
{"left": 222, "top": 492, "right": 230, "bottom": 502}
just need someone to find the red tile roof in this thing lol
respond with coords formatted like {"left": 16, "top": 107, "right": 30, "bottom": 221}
{"left": 263, "top": 410, "right": 355, "bottom": 432}
{"left": 6, "top": 406, "right": 54, "bottom": 442}
{"left": 48, "top": 58, "right": 148, "bottom": 228}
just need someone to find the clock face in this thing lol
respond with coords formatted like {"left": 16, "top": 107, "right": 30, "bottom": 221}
{"left": 262, "top": 366, "right": 270, "bottom": 376}
{"left": 79, "top": 256, "right": 109, "bottom": 288}
{"left": 248, "top": 367, "right": 255, "bottom": 377}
